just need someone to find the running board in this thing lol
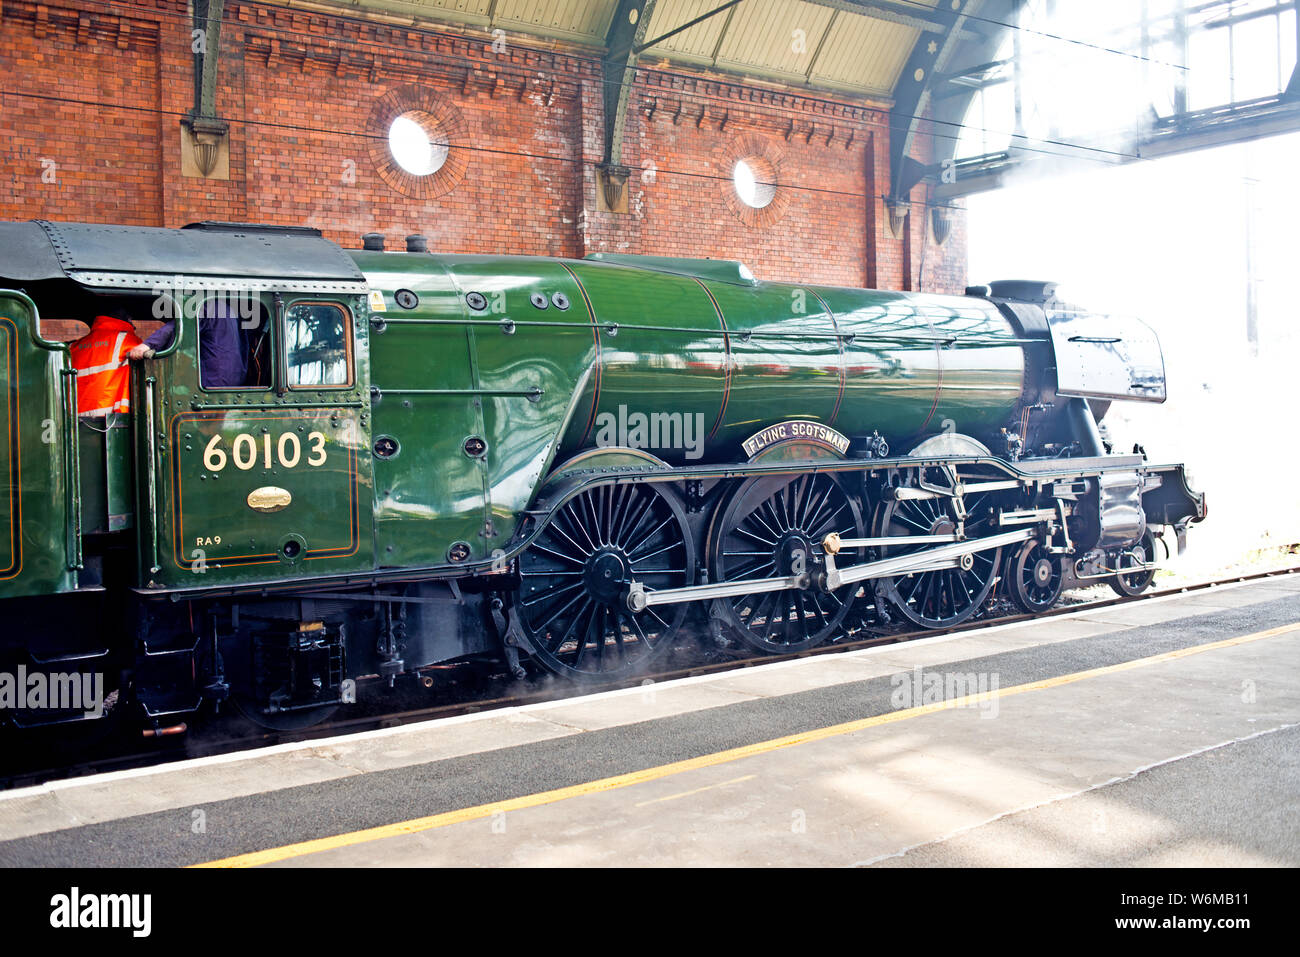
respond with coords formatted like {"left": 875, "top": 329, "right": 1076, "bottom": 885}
{"left": 624, "top": 528, "right": 1034, "bottom": 612}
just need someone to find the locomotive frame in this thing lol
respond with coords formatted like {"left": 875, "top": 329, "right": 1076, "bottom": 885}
{"left": 0, "top": 219, "right": 1204, "bottom": 734}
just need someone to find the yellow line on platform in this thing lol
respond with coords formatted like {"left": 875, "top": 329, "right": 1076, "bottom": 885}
{"left": 192, "top": 621, "right": 1300, "bottom": 868}
{"left": 634, "top": 774, "right": 756, "bottom": 807}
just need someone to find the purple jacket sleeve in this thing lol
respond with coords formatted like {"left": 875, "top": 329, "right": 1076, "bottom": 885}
{"left": 143, "top": 322, "right": 176, "bottom": 351}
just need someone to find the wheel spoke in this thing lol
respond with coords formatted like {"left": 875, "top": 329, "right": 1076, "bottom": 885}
{"left": 644, "top": 605, "right": 672, "bottom": 631}
{"left": 552, "top": 599, "right": 593, "bottom": 654}
{"left": 808, "top": 500, "right": 849, "bottom": 537}
{"left": 746, "top": 591, "right": 778, "bottom": 630}
{"left": 892, "top": 511, "right": 931, "bottom": 534}
{"left": 602, "top": 485, "right": 614, "bottom": 545}
{"left": 521, "top": 579, "right": 584, "bottom": 609}
{"left": 609, "top": 484, "right": 635, "bottom": 541}
{"left": 750, "top": 505, "right": 784, "bottom": 541}
{"left": 785, "top": 590, "right": 806, "bottom": 642}
{"left": 734, "top": 525, "right": 777, "bottom": 547}
{"left": 626, "top": 513, "right": 675, "bottom": 559}
{"left": 728, "top": 558, "right": 777, "bottom": 580}
{"left": 798, "top": 477, "right": 826, "bottom": 529}
{"left": 581, "top": 491, "right": 604, "bottom": 547}
{"left": 536, "top": 587, "right": 591, "bottom": 634}
{"left": 803, "top": 481, "right": 838, "bottom": 530}
{"left": 526, "top": 542, "right": 585, "bottom": 566}
{"left": 630, "top": 540, "right": 679, "bottom": 565}
{"left": 558, "top": 504, "right": 597, "bottom": 553}
{"left": 544, "top": 520, "right": 590, "bottom": 559}
{"left": 615, "top": 492, "right": 657, "bottom": 549}
{"left": 623, "top": 610, "right": 651, "bottom": 646}
{"left": 768, "top": 595, "right": 787, "bottom": 640}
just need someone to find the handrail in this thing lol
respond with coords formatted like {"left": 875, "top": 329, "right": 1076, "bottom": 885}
{"left": 1, "top": 289, "right": 81, "bottom": 574}
{"left": 143, "top": 375, "right": 161, "bottom": 575}
{"left": 273, "top": 293, "right": 287, "bottom": 397}
{"left": 60, "top": 368, "right": 83, "bottom": 571}
{"left": 2, "top": 288, "right": 66, "bottom": 352}
{"left": 149, "top": 296, "right": 184, "bottom": 358}
{"left": 369, "top": 315, "right": 1032, "bottom": 346}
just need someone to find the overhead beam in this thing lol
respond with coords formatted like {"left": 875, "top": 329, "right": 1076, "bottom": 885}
{"left": 888, "top": 0, "right": 1022, "bottom": 204}
{"left": 599, "top": 0, "right": 742, "bottom": 210}
{"left": 194, "top": 0, "right": 226, "bottom": 120}
{"left": 709, "top": 4, "right": 739, "bottom": 65}
{"left": 804, "top": 10, "right": 839, "bottom": 83}
{"left": 625, "top": 0, "right": 745, "bottom": 57}
{"left": 1289, "top": 0, "right": 1300, "bottom": 96}
{"left": 888, "top": 0, "right": 974, "bottom": 203}
{"left": 601, "top": 0, "right": 659, "bottom": 174}
{"left": 183, "top": 0, "right": 229, "bottom": 178}
{"left": 934, "top": 94, "right": 1300, "bottom": 199}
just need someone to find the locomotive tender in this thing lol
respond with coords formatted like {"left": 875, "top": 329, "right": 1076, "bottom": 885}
{"left": 0, "top": 220, "right": 1204, "bottom": 731}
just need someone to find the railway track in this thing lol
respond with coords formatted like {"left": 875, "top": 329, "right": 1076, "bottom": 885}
{"left": 4, "top": 562, "right": 1297, "bottom": 792}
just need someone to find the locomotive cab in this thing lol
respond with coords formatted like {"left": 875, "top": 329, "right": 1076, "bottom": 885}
{"left": 0, "top": 221, "right": 377, "bottom": 596}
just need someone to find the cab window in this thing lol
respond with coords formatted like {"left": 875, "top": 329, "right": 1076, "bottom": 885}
{"left": 285, "top": 302, "right": 352, "bottom": 389}
{"left": 197, "top": 295, "right": 272, "bottom": 391}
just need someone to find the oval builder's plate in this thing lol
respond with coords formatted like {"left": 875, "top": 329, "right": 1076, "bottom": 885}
{"left": 247, "top": 486, "right": 292, "bottom": 513}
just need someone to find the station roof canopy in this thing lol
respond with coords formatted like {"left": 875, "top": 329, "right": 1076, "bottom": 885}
{"left": 284, "top": 0, "right": 1008, "bottom": 100}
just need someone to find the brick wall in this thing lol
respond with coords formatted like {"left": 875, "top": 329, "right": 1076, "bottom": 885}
{"left": 1, "top": 0, "right": 969, "bottom": 330}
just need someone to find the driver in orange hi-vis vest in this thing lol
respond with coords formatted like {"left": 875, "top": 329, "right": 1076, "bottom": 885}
{"left": 69, "top": 306, "right": 145, "bottom": 416}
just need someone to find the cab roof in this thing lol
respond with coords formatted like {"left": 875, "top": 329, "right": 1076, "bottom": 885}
{"left": 0, "top": 220, "right": 367, "bottom": 293}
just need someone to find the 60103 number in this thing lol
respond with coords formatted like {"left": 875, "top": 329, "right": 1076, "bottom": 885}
{"left": 203, "top": 431, "right": 327, "bottom": 472}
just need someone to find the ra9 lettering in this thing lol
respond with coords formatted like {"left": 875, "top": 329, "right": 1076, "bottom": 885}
{"left": 203, "top": 431, "right": 327, "bottom": 472}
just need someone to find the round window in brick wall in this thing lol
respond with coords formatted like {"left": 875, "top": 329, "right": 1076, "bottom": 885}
{"left": 369, "top": 86, "right": 469, "bottom": 199}
{"left": 720, "top": 134, "right": 790, "bottom": 228}
{"left": 389, "top": 112, "right": 450, "bottom": 176}
{"left": 733, "top": 157, "right": 775, "bottom": 209}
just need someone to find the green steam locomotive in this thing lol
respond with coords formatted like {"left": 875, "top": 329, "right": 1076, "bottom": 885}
{"left": 0, "top": 220, "right": 1204, "bottom": 732}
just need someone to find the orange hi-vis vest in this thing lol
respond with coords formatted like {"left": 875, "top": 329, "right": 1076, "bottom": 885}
{"left": 70, "top": 316, "right": 144, "bottom": 416}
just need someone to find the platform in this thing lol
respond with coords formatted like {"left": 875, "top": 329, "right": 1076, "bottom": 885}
{"left": 2, "top": 574, "right": 1298, "bottom": 867}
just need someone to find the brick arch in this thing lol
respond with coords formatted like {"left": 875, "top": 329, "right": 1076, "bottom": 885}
{"left": 367, "top": 86, "right": 470, "bottom": 199}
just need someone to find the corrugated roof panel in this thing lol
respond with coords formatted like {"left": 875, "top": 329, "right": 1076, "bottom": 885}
{"left": 405, "top": 0, "right": 493, "bottom": 20}
{"left": 494, "top": 0, "right": 614, "bottom": 40}
{"left": 810, "top": 12, "right": 920, "bottom": 93}
{"left": 713, "top": 1, "right": 835, "bottom": 78}
{"left": 641, "top": 0, "right": 736, "bottom": 60}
